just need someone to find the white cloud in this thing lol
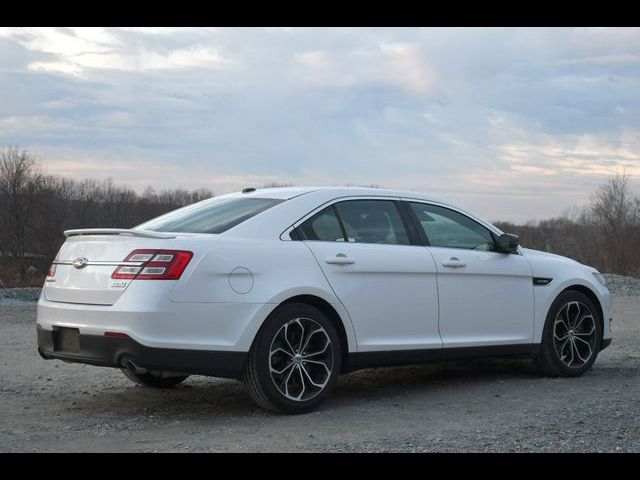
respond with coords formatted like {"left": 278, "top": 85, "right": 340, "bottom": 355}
{"left": 292, "top": 42, "right": 436, "bottom": 96}
{"left": 4, "top": 27, "right": 230, "bottom": 76}
{"left": 381, "top": 43, "right": 435, "bottom": 96}
{"left": 1, "top": 27, "right": 639, "bottom": 221}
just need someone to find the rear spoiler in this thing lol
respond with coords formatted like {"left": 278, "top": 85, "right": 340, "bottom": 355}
{"left": 64, "top": 228, "right": 176, "bottom": 239}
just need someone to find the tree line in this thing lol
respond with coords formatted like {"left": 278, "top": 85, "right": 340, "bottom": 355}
{"left": 494, "top": 172, "right": 640, "bottom": 277}
{"left": 0, "top": 146, "right": 213, "bottom": 286}
{"left": 1, "top": 145, "right": 639, "bottom": 287}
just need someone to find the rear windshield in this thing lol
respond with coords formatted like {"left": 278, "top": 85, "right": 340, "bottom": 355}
{"left": 137, "top": 197, "right": 284, "bottom": 234}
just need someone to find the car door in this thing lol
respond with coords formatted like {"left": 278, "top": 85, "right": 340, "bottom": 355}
{"left": 406, "top": 201, "right": 534, "bottom": 348}
{"left": 293, "top": 198, "right": 441, "bottom": 352}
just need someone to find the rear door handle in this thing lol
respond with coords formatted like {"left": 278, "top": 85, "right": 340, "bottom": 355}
{"left": 325, "top": 254, "right": 355, "bottom": 265}
{"left": 442, "top": 257, "right": 466, "bottom": 268}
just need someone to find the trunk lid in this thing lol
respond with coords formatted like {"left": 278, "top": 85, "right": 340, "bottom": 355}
{"left": 45, "top": 230, "right": 173, "bottom": 305}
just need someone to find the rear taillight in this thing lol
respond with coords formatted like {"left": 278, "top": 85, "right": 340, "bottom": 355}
{"left": 47, "top": 252, "right": 59, "bottom": 278}
{"left": 47, "top": 263, "right": 57, "bottom": 278}
{"left": 112, "top": 249, "right": 193, "bottom": 280}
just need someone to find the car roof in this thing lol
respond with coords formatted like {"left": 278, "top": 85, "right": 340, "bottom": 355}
{"left": 224, "top": 186, "right": 447, "bottom": 203}
{"left": 207, "top": 186, "right": 505, "bottom": 240}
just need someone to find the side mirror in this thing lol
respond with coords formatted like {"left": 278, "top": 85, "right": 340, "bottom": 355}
{"left": 496, "top": 233, "right": 519, "bottom": 253}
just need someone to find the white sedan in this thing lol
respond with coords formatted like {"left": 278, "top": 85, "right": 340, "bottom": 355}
{"left": 37, "top": 187, "right": 612, "bottom": 413}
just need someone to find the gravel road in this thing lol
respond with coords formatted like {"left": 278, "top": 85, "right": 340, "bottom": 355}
{"left": 1, "top": 283, "right": 639, "bottom": 452}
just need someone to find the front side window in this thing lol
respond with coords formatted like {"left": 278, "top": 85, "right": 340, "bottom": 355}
{"left": 137, "top": 197, "right": 283, "bottom": 234}
{"left": 334, "top": 200, "right": 410, "bottom": 245}
{"left": 409, "top": 202, "right": 494, "bottom": 251}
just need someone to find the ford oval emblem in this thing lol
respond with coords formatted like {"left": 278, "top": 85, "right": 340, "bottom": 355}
{"left": 72, "top": 257, "right": 89, "bottom": 269}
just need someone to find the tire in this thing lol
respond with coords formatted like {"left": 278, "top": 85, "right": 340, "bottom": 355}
{"left": 121, "top": 368, "right": 189, "bottom": 388}
{"left": 242, "top": 303, "right": 342, "bottom": 414}
{"left": 534, "top": 290, "right": 602, "bottom": 377}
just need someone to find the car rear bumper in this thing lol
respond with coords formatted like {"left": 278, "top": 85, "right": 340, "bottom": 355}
{"left": 37, "top": 293, "right": 271, "bottom": 352}
{"left": 36, "top": 325, "right": 247, "bottom": 379}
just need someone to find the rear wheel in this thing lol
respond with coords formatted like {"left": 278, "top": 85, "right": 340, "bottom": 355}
{"left": 121, "top": 368, "right": 189, "bottom": 388}
{"left": 534, "top": 290, "right": 602, "bottom": 377}
{"left": 242, "top": 303, "right": 342, "bottom": 414}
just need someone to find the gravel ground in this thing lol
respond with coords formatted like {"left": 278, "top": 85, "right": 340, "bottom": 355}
{"left": 601, "top": 274, "right": 640, "bottom": 296}
{"left": 0, "top": 285, "right": 639, "bottom": 452}
{"left": 0, "top": 288, "right": 41, "bottom": 306}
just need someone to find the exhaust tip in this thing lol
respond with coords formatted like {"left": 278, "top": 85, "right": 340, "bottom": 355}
{"left": 121, "top": 356, "right": 148, "bottom": 375}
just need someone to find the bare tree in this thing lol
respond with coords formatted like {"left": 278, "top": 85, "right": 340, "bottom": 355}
{"left": 495, "top": 173, "right": 640, "bottom": 276}
{"left": 30, "top": 175, "right": 77, "bottom": 261}
{"left": 589, "top": 173, "right": 640, "bottom": 275}
{"left": 0, "top": 146, "right": 44, "bottom": 281}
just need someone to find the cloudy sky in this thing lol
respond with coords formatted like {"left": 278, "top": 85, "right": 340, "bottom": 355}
{"left": 1, "top": 27, "right": 639, "bottom": 222}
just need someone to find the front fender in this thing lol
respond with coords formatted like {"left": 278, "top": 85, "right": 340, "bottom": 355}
{"left": 526, "top": 251, "right": 612, "bottom": 343}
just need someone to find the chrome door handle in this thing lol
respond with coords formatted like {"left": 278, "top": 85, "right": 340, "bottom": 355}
{"left": 442, "top": 257, "right": 466, "bottom": 268}
{"left": 325, "top": 254, "right": 354, "bottom": 265}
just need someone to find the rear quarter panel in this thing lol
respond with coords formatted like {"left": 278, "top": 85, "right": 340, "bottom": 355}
{"left": 168, "top": 237, "right": 358, "bottom": 352}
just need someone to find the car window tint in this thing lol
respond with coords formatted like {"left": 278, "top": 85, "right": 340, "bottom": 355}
{"left": 333, "top": 200, "right": 410, "bottom": 245}
{"left": 297, "top": 207, "right": 345, "bottom": 242}
{"left": 137, "top": 197, "right": 283, "bottom": 234}
{"left": 409, "top": 203, "right": 494, "bottom": 251}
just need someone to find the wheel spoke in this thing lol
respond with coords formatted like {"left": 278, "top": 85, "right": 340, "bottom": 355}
{"left": 300, "top": 328, "right": 322, "bottom": 355}
{"left": 270, "top": 347, "right": 293, "bottom": 358}
{"left": 574, "top": 313, "right": 593, "bottom": 331}
{"left": 560, "top": 337, "right": 573, "bottom": 365}
{"left": 270, "top": 360, "right": 295, "bottom": 376}
{"left": 302, "top": 359, "right": 331, "bottom": 377}
{"left": 294, "top": 319, "right": 306, "bottom": 353}
{"left": 559, "top": 337, "right": 571, "bottom": 352}
{"left": 300, "top": 363, "right": 329, "bottom": 388}
{"left": 565, "top": 339, "right": 575, "bottom": 366}
{"left": 573, "top": 336, "right": 594, "bottom": 363}
{"left": 557, "top": 319, "right": 570, "bottom": 332}
{"left": 302, "top": 343, "right": 329, "bottom": 358}
{"left": 283, "top": 363, "right": 297, "bottom": 398}
{"left": 575, "top": 326, "right": 596, "bottom": 337}
{"left": 573, "top": 336, "right": 593, "bottom": 348}
{"left": 301, "top": 330, "right": 330, "bottom": 358}
{"left": 293, "top": 365, "right": 306, "bottom": 400}
{"left": 283, "top": 323, "right": 298, "bottom": 355}
{"left": 568, "top": 302, "right": 581, "bottom": 329}
{"left": 559, "top": 304, "right": 571, "bottom": 325}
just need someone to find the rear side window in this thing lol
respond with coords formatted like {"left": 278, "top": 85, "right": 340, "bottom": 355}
{"left": 137, "top": 197, "right": 284, "bottom": 234}
{"left": 409, "top": 202, "right": 494, "bottom": 251}
{"left": 296, "top": 207, "right": 345, "bottom": 242}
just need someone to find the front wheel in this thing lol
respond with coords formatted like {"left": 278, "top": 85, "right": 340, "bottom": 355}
{"left": 534, "top": 290, "right": 602, "bottom": 377}
{"left": 242, "top": 303, "right": 342, "bottom": 414}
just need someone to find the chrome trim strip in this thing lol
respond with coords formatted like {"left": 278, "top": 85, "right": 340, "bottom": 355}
{"left": 53, "top": 261, "right": 144, "bottom": 267}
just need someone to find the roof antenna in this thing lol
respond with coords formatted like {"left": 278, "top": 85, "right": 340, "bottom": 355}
{"left": 242, "top": 187, "right": 256, "bottom": 193}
